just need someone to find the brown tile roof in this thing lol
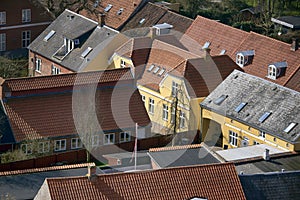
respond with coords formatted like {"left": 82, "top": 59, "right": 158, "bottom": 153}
{"left": 2, "top": 69, "right": 150, "bottom": 142}
{"left": 74, "top": 0, "right": 144, "bottom": 30}
{"left": 183, "top": 15, "right": 250, "bottom": 57}
{"left": 230, "top": 32, "right": 300, "bottom": 87}
{"left": 44, "top": 163, "right": 246, "bottom": 200}
{"left": 121, "top": 2, "right": 193, "bottom": 36}
{"left": 149, "top": 143, "right": 202, "bottom": 152}
{"left": 0, "top": 163, "right": 95, "bottom": 176}
{"left": 285, "top": 68, "right": 300, "bottom": 92}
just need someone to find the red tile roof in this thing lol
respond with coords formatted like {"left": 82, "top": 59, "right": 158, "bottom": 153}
{"left": 76, "top": 0, "right": 144, "bottom": 30}
{"left": 2, "top": 69, "right": 150, "bottom": 142}
{"left": 43, "top": 163, "right": 246, "bottom": 200}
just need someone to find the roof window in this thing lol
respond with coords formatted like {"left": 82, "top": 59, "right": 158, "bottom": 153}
{"left": 104, "top": 4, "right": 113, "bottom": 12}
{"left": 267, "top": 61, "right": 287, "bottom": 80}
{"left": 213, "top": 95, "right": 228, "bottom": 105}
{"left": 236, "top": 50, "right": 255, "bottom": 67}
{"left": 235, "top": 102, "right": 247, "bottom": 113}
{"left": 258, "top": 112, "right": 272, "bottom": 123}
{"left": 81, "top": 47, "right": 93, "bottom": 58}
{"left": 43, "top": 30, "right": 55, "bottom": 42}
{"left": 153, "top": 66, "right": 160, "bottom": 74}
{"left": 139, "top": 18, "right": 145, "bottom": 24}
{"left": 158, "top": 68, "right": 165, "bottom": 76}
{"left": 202, "top": 41, "right": 210, "bottom": 49}
{"left": 284, "top": 122, "right": 297, "bottom": 133}
{"left": 117, "top": 8, "right": 124, "bottom": 15}
{"left": 220, "top": 49, "right": 226, "bottom": 55}
{"left": 148, "top": 64, "right": 155, "bottom": 72}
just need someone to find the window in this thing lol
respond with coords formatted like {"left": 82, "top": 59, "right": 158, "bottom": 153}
{"left": 253, "top": 141, "right": 259, "bottom": 145}
{"left": 172, "top": 81, "right": 179, "bottom": 97}
{"left": 120, "top": 132, "right": 131, "bottom": 143}
{"left": 44, "top": 30, "right": 55, "bottom": 42}
{"left": 54, "top": 139, "right": 66, "bottom": 151}
{"left": 71, "top": 138, "right": 82, "bottom": 149}
{"left": 153, "top": 66, "right": 160, "bottom": 74}
{"left": 220, "top": 49, "right": 226, "bottom": 55}
{"left": 236, "top": 54, "right": 244, "bottom": 67}
{"left": 284, "top": 123, "right": 297, "bottom": 133}
{"left": 120, "top": 59, "right": 126, "bottom": 68}
{"left": 141, "top": 95, "right": 145, "bottom": 103}
{"left": 35, "top": 58, "right": 41, "bottom": 72}
{"left": 229, "top": 130, "right": 238, "bottom": 147}
{"left": 92, "top": 135, "right": 99, "bottom": 147}
{"left": 22, "top": 9, "right": 31, "bottom": 23}
{"left": 259, "top": 112, "right": 272, "bottom": 123}
{"left": 235, "top": 50, "right": 254, "bottom": 67}
{"left": 51, "top": 65, "right": 60, "bottom": 75}
{"left": 149, "top": 98, "right": 154, "bottom": 114}
{"left": 0, "top": 33, "right": 5, "bottom": 51}
{"left": 213, "top": 95, "right": 228, "bottom": 105}
{"left": 104, "top": 133, "right": 115, "bottom": 145}
{"left": 38, "top": 141, "right": 50, "bottom": 153}
{"left": 235, "top": 102, "right": 247, "bottom": 113}
{"left": 22, "top": 30, "right": 31, "bottom": 48}
{"left": 21, "top": 144, "right": 32, "bottom": 155}
{"left": 162, "top": 104, "right": 169, "bottom": 121}
{"left": 259, "top": 131, "right": 266, "bottom": 138}
{"left": 171, "top": 107, "right": 176, "bottom": 124}
{"left": 179, "top": 111, "right": 185, "bottom": 128}
{"left": 0, "top": 12, "right": 6, "bottom": 25}
{"left": 268, "top": 65, "right": 277, "bottom": 79}
{"left": 104, "top": 4, "right": 113, "bottom": 12}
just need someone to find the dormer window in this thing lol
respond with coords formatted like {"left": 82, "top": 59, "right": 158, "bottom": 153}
{"left": 117, "top": 8, "right": 124, "bottom": 15}
{"left": 153, "top": 23, "right": 173, "bottom": 36}
{"left": 267, "top": 61, "right": 287, "bottom": 80}
{"left": 235, "top": 50, "right": 255, "bottom": 67}
{"left": 53, "top": 37, "right": 74, "bottom": 60}
{"left": 104, "top": 4, "right": 113, "bottom": 12}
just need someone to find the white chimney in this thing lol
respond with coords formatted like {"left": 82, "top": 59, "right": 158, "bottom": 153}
{"left": 263, "top": 148, "right": 270, "bottom": 160}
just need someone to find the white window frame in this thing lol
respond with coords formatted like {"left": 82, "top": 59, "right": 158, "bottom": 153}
{"left": 162, "top": 104, "right": 169, "bottom": 121}
{"left": 35, "top": 58, "right": 42, "bottom": 72}
{"left": 54, "top": 139, "right": 66, "bottom": 151}
{"left": 64, "top": 38, "right": 74, "bottom": 53}
{"left": 22, "top": 30, "right": 31, "bottom": 48}
{"left": 120, "top": 59, "right": 126, "bottom": 68}
{"left": 0, "top": 33, "right": 5, "bottom": 51}
{"left": 172, "top": 81, "right": 179, "bottom": 97}
{"left": 229, "top": 130, "right": 238, "bottom": 147}
{"left": 92, "top": 135, "right": 100, "bottom": 147}
{"left": 179, "top": 111, "right": 185, "bottom": 128}
{"left": 171, "top": 107, "right": 176, "bottom": 124}
{"left": 71, "top": 138, "right": 82, "bottom": 149}
{"left": 0, "top": 12, "right": 6, "bottom": 25}
{"left": 21, "top": 144, "right": 32, "bottom": 155}
{"left": 141, "top": 95, "right": 145, "bottom": 103}
{"left": 267, "top": 65, "right": 277, "bottom": 80}
{"left": 38, "top": 141, "right": 50, "bottom": 153}
{"left": 120, "top": 131, "right": 131, "bottom": 143}
{"left": 22, "top": 9, "right": 31, "bottom": 23}
{"left": 148, "top": 98, "right": 155, "bottom": 114}
{"left": 51, "top": 65, "right": 60, "bottom": 75}
{"left": 104, "top": 133, "right": 115, "bottom": 145}
{"left": 236, "top": 54, "right": 245, "bottom": 67}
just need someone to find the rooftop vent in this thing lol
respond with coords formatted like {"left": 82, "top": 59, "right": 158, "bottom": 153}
{"left": 43, "top": 30, "right": 55, "bottom": 42}
{"left": 263, "top": 148, "right": 270, "bottom": 161}
{"left": 104, "top": 4, "right": 113, "bottom": 12}
{"left": 117, "top": 8, "right": 124, "bottom": 15}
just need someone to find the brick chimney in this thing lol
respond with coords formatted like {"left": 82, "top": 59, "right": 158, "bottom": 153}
{"left": 87, "top": 165, "right": 97, "bottom": 181}
{"left": 98, "top": 14, "right": 106, "bottom": 27}
{"left": 291, "top": 38, "right": 299, "bottom": 51}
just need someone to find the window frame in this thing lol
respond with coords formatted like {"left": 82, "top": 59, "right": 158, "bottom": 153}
{"left": 51, "top": 65, "right": 60, "bottom": 75}
{"left": 229, "top": 130, "right": 238, "bottom": 147}
{"left": 0, "top": 11, "right": 6, "bottom": 25}
{"left": 104, "top": 133, "right": 115, "bottom": 145}
{"left": 38, "top": 141, "right": 50, "bottom": 153}
{"left": 21, "top": 144, "right": 32, "bottom": 155}
{"left": 119, "top": 131, "right": 131, "bottom": 143}
{"left": 120, "top": 59, "right": 126, "bottom": 68}
{"left": 267, "top": 65, "right": 277, "bottom": 79}
{"left": 22, "top": 30, "right": 31, "bottom": 48}
{"left": 171, "top": 81, "right": 179, "bottom": 97}
{"left": 179, "top": 111, "right": 185, "bottom": 128}
{"left": 148, "top": 98, "right": 155, "bottom": 114}
{"left": 71, "top": 138, "right": 83, "bottom": 149}
{"left": 162, "top": 104, "right": 169, "bottom": 121}
{"left": 35, "top": 58, "right": 42, "bottom": 72}
{"left": 22, "top": 9, "right": 31, "bottom": 23}
{"left": 54, "top": 139, "right": 66, "bottom": 151}
{"left": 0, "top": 33, "right": 5, "bottom": 51}
{"left": 259, "top": 131, "right": 266, "bottom": 138}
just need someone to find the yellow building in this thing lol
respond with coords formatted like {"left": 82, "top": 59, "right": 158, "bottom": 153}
{"left": 110, "top": 36, "right": 241, "bottom": 141}
{"left": 200, "top": 70, "right": 300, "bottom": 152}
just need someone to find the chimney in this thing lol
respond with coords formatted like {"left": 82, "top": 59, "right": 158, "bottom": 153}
{"left": 263, "top": 148, "right": 270, "bottom": 161}
{"left": 87, "top": 165, "right": 97, "bottom": 181}
{"left": 291, "top": 38, "right": 299, "bottom": 51}
{"left": 98, "top": 14, "right": 106, "bottom": 27}
{"left": 150, "top": 27, "right": 157, "bottom": 39}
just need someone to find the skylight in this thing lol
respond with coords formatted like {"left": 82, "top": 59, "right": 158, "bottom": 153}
{"left": 202, "top": 41, "right": 210, "bottom": 49}
{"left": 104, "top": 4, "right": 113, "bottom": 12}
{"left": 43, "top": 30, "right": 55, "bottom": 42}
{"left": 81, "top": 47, "right": 93, "bottom": 58}
{"left": 148, "top": 64, "right": 155, "bottom": 72}
{"left": 158, "top": 68, "right": 165, "bottom": 76}
{"left": 93, "top": 0, "right": 99, "bottom": 8}
{"left": 153, "top": 66, "right": 160, "bottom": 74}
{"left": 220, "top": 49, "right": 226, "bottom": 55}
{"left": 258, "top": 112, "right": 272, "bottom": 123}
{"left": 284, "top": 123, "right": 297, "bottom": 133}
{"left": 213, "top": 95, "right": 228, "bottom": 105}
{"left": 235, "top": 102, "right": 247, "bottom": 113}
{"left": 139, "top": 18, "right": 145, "bottom": 24}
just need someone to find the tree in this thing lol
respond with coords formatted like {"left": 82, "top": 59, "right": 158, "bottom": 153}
{"left": 0, "top": 57, "right": 28, "bottom": 78}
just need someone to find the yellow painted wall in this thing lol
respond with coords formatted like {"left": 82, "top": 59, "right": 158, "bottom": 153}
{"left": 202, "top": 108, "right": 297, "bottom": 151}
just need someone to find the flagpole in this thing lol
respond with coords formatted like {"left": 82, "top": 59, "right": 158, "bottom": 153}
{"left": 135, "top": 123, "right": 138, "bottom": 170}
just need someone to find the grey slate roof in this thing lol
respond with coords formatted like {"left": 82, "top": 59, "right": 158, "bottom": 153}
{"left": 28, "top": 9, "right": 118, "bottom": 71}
{"left": 239, "top": 170, "right": 300, "bottom": 200}
{"left": 200, "top": 70, "right": 300, "bottom": 144}
{"left": 271, "top": 16, "right": 300, "bottom": 29}
{"left": 148, "top": 147, "right": 220, "bottom": 168}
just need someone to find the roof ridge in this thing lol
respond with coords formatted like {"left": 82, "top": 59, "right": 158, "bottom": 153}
{"left": 0, "top": 163, "right": 95, "bottom": 176}
{"left": 64, "top": 9, "right": 98, "bottom": 25}
{"left": 149, "top": 143, "right": 202, "bottom": 152}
